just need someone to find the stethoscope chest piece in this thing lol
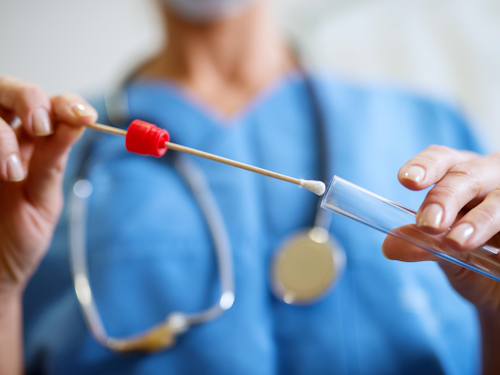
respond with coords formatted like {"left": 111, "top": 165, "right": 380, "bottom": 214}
{"left": 271, "top": 227, "right": 346, "bottom": 305}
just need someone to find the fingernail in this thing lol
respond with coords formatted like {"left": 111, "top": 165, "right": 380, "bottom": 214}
{"left": 6, "top": 154, "right": 24, "bottom": 182}
{"left": 418, "top": 203, "right": 443, "bottom": 229}
{"left": 446, "top": 223, "right": 474, "bottom": 246}
{"left": 71, "top": 103, "right": 94, "bottom": 118}
{"left": 402, "top": 166, "right": 425, "bottom": 183}
{"left": 32, "top": 107, "right": 53, "bottom": 136}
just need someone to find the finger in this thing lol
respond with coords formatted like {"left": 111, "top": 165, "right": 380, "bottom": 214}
{"left": 445, "top": 186, "right": 500, "bottom": 251}
{"left": 0, "top": 107, "right": 16, "bottom": 124}
{"left": 416, "top": 154, "right": 500, "bottom": 234}
{"left": 0, "top": 117, "right": 25, "bottom": 182}
{"left": 51, "top": 93, "right": 98, "bottom": 126}
{"left": 398, "top": 145, "right": 477, "bottom": 191}
{"left": 381, "top": 235, "right": 438, "bottom": 262}
{"left": 11, "top": 93, "right": 97, "bottom": 167}
{"left": 0, "top": 76, "right": 53, "bottom": 137}
{"left": 24, "top": 122, "right": 85, "bottom": 218}
{"left": 14, "top": 124, "right": 37, "bottom": 162}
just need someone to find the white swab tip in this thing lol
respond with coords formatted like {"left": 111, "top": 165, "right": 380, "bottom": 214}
{"left": 300, "top": 179, "right": 326, "bottom": 196}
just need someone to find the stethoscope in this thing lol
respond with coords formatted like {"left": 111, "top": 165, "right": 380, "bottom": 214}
{"left": 68, "top": 66, "right": 346, "bottom": 353}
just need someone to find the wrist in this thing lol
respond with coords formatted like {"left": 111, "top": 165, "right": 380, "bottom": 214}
{"left": 0, "top": 285, "right": 22, "bottom": 315}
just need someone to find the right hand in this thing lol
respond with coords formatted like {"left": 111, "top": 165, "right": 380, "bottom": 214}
{"left": 0, "top": 76, "right": 97, "bottom": 298}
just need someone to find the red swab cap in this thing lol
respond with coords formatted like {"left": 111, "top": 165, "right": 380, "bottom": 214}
{"left": 125, "top": 119, "right": 170, "bottom": 157}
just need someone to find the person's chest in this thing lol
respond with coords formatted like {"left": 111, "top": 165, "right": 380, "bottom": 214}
{"left": 24, "top": 76, "right": 479, "bottom": 375}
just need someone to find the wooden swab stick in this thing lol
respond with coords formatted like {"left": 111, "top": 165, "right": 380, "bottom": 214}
{"left": 82, "top": 122, "right": 326, "bottom": 195}
{"left": 85, "top": 122, "right": 127, "bottom": 136}
{"left": 164, "top": 141, "right": 299, "bottom": 186}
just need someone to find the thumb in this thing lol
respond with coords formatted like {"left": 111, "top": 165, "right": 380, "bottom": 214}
{"left": 437, "top": 259, "right": 473, "bottom": 289}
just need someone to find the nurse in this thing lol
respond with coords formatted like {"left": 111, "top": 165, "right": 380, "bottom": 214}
{"left": 1, "top": 0, "right": 500, "bottom": 374}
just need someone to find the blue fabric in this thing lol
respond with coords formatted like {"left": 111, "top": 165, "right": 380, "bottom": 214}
{"left": 23, "top": 73, "right": 482, "bottom": 375}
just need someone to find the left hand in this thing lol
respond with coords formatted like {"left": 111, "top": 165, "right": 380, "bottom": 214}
{"left": 382, "top": 145, "right": 500, "bottom": 313}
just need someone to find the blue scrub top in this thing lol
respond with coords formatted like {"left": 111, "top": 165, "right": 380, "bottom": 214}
{"left": 23, "top": 72, "right": 483, "bottom": 375}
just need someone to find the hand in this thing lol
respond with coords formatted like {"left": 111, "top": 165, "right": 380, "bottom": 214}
{"left": 382, "top": 145, "right": 500, "bottom": 313}
{"left": 0, "top": 76, "right": 97, "bottom": 299}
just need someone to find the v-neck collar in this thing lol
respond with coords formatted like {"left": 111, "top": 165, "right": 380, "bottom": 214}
{"left": 125, "top": 71, "right": 304, "bottom": 150}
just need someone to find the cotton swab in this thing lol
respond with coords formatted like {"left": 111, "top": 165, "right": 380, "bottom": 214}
{"left": 83, "top": 121, "right": 326, "bottom": 196}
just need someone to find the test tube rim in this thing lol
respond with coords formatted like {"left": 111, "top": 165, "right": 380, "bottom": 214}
{"left": 320, "top": 176, "right": 417, "bottom": 231}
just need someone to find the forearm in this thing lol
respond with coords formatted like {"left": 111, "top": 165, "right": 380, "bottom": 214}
{"left": 478, "top": 307, "right": 500, "bottom": 375}
{"left": 0, "top": 291, "right": 23, "bottom": 375}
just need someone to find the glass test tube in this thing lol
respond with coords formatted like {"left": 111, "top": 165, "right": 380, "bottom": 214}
{"left": 320, "top": 176, "right": 500, "bottom": 282}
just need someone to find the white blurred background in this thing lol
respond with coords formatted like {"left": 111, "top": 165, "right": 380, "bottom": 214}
{"left": 1, "top": 0, "right": 499, "bottom": 149}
